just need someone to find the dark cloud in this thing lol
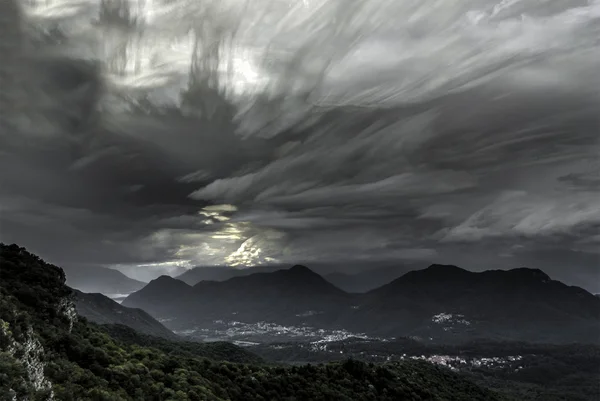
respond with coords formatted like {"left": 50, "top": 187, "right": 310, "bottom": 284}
{"left": 0, "top": 0, "right": 598, "bottom": 290}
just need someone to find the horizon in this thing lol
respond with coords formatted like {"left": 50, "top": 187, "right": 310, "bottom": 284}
{"left": 69, "top": 255, "right": 600, "bottom": 293}
{"left": 6, "top": 241, "right": 598, "bottom": 293}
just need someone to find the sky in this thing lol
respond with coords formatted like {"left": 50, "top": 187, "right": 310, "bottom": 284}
{"left": 0, "top": 0, "right": 599, "bottom": 291}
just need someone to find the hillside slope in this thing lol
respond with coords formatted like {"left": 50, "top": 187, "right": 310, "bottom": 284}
{"left": 72, "top": 289, "right": 178, "bottom": 340}
{"left": 0, "top": 243, "right": 502, "bottom": 401}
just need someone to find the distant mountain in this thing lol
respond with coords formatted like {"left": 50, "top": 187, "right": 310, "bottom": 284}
{"left": 324, "top": 264, "right": 417, "bottom": 292}
{"left": 122, "top": 275, "right": 195, "bottom": 318}
{"left": 176, "top": 264, "right": 286, "bottom": 285}
{"left": 113, "top": 264, "right": 189, "bottom": 283}
{"left": 350, "top": 264, "right": 600, "bottom": 343}
{"left": 72, "top": 289, "right": 177, "bottom": 340}
{"left": 62, "top": 264, "right": 146, "bottom": 295}
{"left": 124, "top": 263, "right": 600, "bottom": 344}
{"left": 123, "top": 265, "right": 351, "bottom": 329}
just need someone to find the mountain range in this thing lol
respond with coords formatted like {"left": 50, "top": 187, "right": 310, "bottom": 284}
{"left": 176, "top": 262, "right": 419, "bottom": 293}
{"left": 123, "top": 264, "right": 600, "bottom": 344}
{"left": 124, "top": 265, "right": 351, "bottom": 326}
{"left": 351, "top": 265, "right": 600, "bottom": 342}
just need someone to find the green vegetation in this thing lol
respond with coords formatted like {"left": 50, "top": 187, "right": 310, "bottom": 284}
{"left": 101, "top": 324, "right": 263, "bottom": 365}
{"left": 253, "top": 338, "right": 600, "bottom": 401}
{"left": 0, "top": 244, "right": 501, "bottom": 401}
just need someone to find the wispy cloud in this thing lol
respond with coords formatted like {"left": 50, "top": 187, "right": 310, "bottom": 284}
{"left": 0, "top": 0, "right": 598, "bottom": 287}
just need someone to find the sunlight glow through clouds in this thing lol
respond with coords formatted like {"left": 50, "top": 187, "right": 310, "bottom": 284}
{"left": 5, "top": 0, "right": 598, "bottom": 287}
{"left": 181, "top": 204, "right": 279, "bottom": 267}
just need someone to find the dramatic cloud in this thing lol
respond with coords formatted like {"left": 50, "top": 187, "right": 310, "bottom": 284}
{"left": 0, "top": 0, "right": 598, "bottom": 290}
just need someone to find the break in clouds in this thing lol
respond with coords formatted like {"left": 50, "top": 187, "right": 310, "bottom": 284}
{"left": 0, "top": 0, "right": 598, "bottom": 289}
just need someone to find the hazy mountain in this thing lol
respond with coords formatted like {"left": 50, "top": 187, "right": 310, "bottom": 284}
{"left": 324, "top": 264, "right": 417, "bottom": 293}
{"left": 61, "top": 264, "right": 146, "bottom": 295}
{"left": 112, "top": 264, "right": 189, "bottom": 283}
{"left": 72, "top": 289, "right": 177, "bottom": 340}
{"left": 176, "top": 264, "right": 286, "bottom": 285}
{"left": 124, "top": 263, "right": 600, "bottom": 344}
{"left": 177, "top": 262, "right": 418, "bottom": 288}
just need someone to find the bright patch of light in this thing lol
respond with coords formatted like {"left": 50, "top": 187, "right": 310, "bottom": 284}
{"left": 203, "top": 204, "right": 238, "bottom": 213}
{"left": 225, "top": 238, "right": 263, "bottom": 266}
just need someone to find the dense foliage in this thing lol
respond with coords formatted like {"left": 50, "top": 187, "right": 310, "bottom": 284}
{"left": 253, "top": 338, "right": 600, "bottom": 401}
{"left": 101, "top": 324, "right": 263, "bottom": 365}
{"left": 0, "top": 244, "right": 502, "bottom": 401}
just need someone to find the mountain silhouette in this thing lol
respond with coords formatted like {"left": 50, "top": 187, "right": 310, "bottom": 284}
{"left": 351, "top": 264, "right": 600, "bottom": 342}
{"left": 124, "top": 265, "right": 350, "bottom": 330}
{"left": 124, "top": 263, "right": 600, "bottom": 343}
{"left": 122, "top": 275, "right": 194, "bottom": 319}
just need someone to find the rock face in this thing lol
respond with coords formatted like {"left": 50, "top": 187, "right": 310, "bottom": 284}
{"left": 0, "top": 319, "right": 54, "bottom": 400}
{"left": 0, "top": 243, "right": 74, "bottom": 400}
{"left": 57, "top": 297, "right": 77, "bottom": 333}
{"left": 14, "top": 327, "right": 53, "bottom": 397}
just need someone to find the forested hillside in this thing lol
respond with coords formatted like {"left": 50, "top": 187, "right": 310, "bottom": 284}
{"left": 0, "top": 243, "right": 501, "bottom": 401}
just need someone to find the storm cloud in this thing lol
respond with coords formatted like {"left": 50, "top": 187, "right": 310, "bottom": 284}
{"left": 0, "top": 0, "right": 598, "bottom": 290}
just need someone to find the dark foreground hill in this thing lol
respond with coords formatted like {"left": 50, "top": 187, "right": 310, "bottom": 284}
{"left": 0, "top": 243, "right": 501, "bottom": 401}
{"left": 72, "top": 289, "right": 178, "bottom": 340}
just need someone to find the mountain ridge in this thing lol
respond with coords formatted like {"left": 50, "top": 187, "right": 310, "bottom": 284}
{"left": 124, "top": 262, "right": 600, "bottom": 344}
{"left": 176, "top": 264, "right": 287, "bottom": 285}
